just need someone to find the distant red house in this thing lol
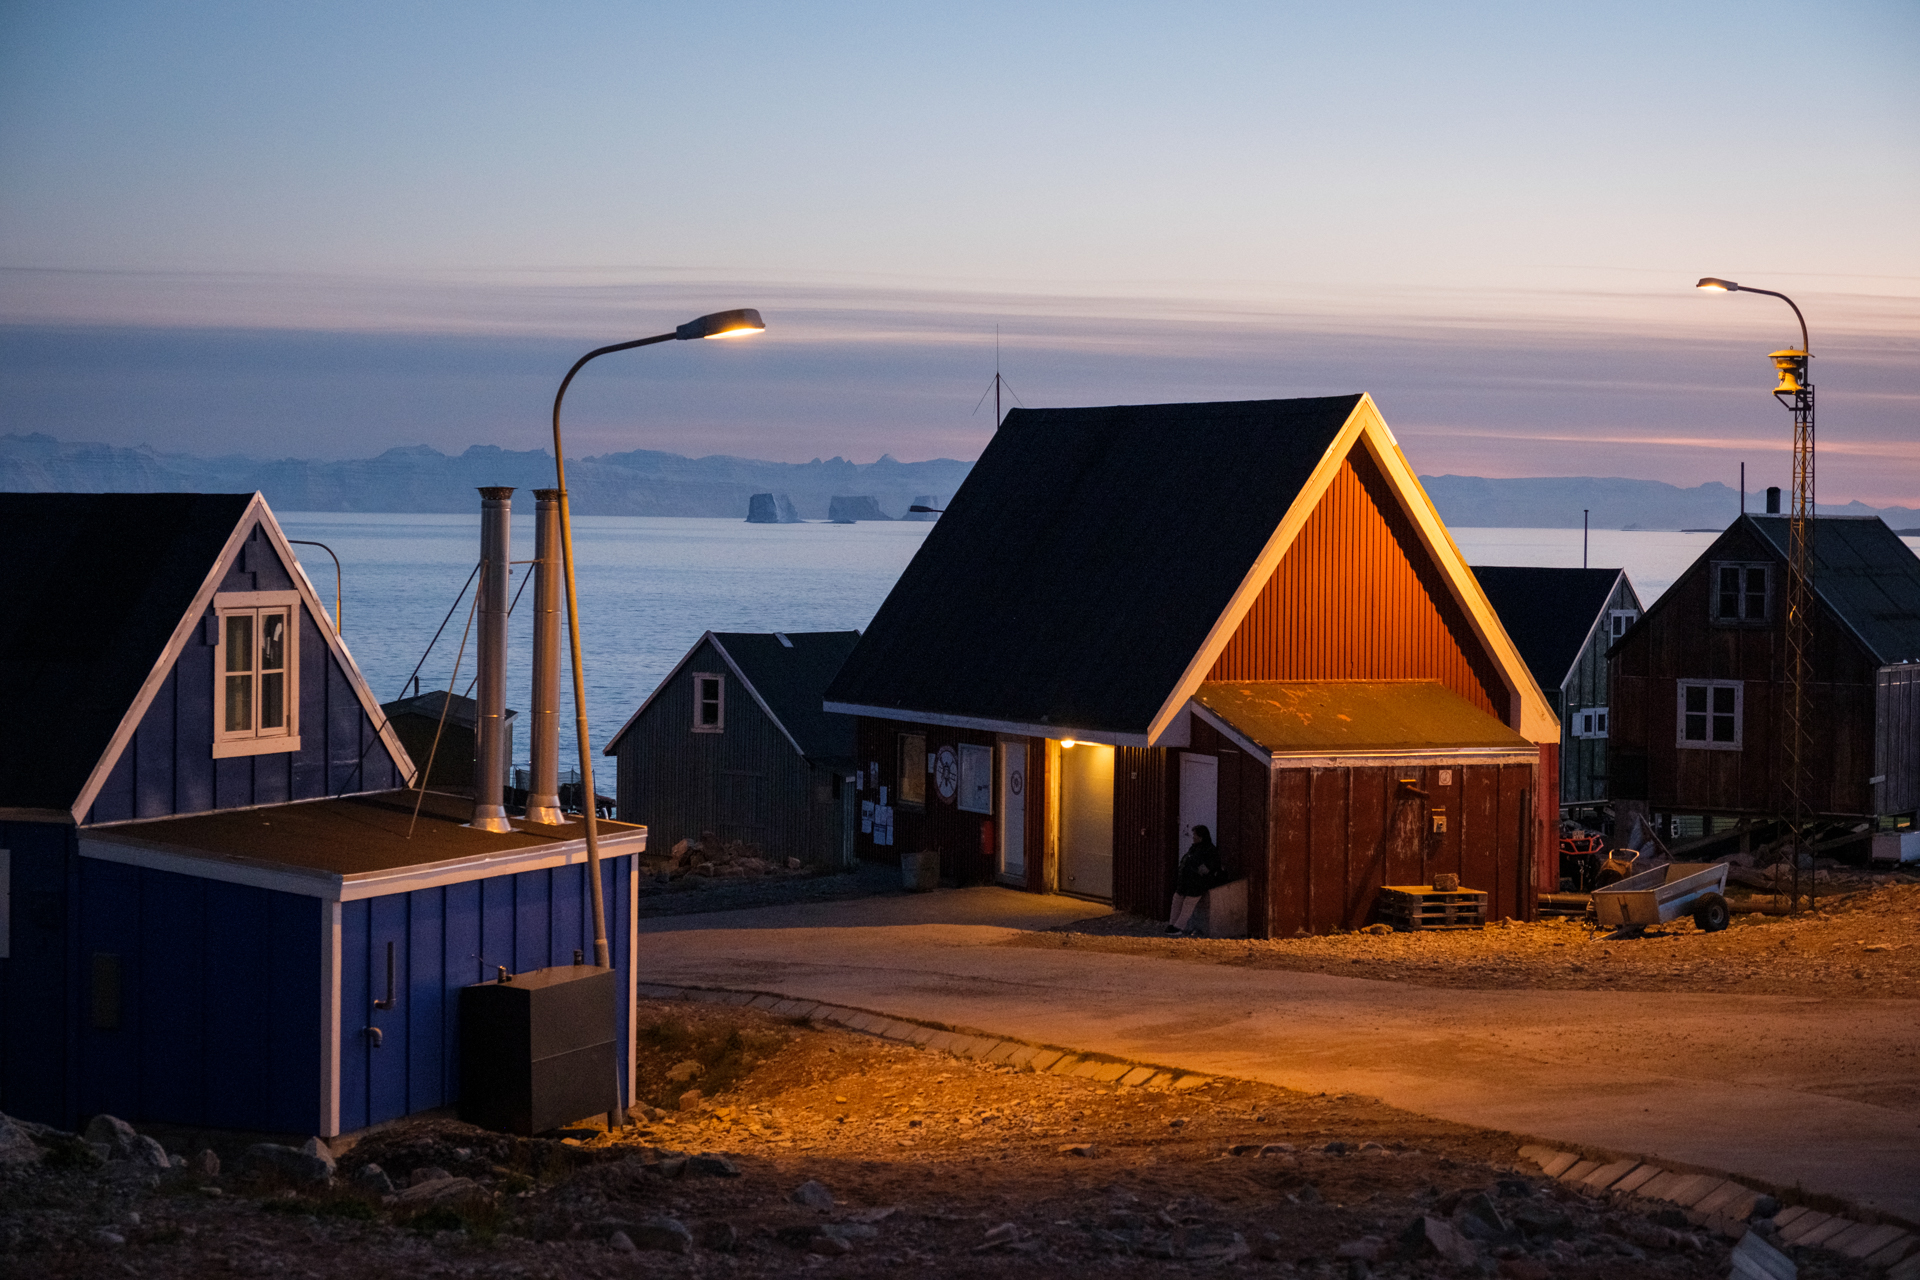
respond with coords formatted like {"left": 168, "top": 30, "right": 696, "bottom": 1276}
{"left": 823, "top": 395, "right": 1559, "bottom": 935}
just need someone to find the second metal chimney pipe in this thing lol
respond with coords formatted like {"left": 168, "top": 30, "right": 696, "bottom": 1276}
{"left": 524, "top": 489, "right": 564, "bottom": 824}
{"left": 467, "top": 486, "right": 514, "bottom": 833}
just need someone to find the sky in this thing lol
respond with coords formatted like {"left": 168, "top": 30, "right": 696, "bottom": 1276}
{"left": 1, "top": 1, "right": 1916, "bottom": 500}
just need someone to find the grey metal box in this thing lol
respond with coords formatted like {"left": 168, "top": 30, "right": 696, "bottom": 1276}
{"left": 458, "top": 964, "right": 617, "bottom": 1135}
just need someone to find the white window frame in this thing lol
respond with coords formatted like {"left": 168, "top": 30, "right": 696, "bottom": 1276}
{"left": 1676, "top": 680, "right": 1743, "bottom": 750}
{"left": 1572, "top": 706, "right": 1610, "bottom": 739}
{"left": 1709, "top": 562, "right": 1771, "bottom": 626}
{"left": 212, "top": 591, "right": 301, "bottom": 759}
{"left": 691, "top": 672, "right": 725, "bottom": 733}
{"left": 1609, "top": 609, "right": 1639, "bottom": 640}
{"left": 957, "top": 743, "right": 994, "bottom": 815}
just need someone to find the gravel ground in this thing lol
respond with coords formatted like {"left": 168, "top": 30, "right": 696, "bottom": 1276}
{"left": 1009, "top": 881, "right": 1920, "bottom": 999}
{"left": 636, "top": 860, "right": 901, "bottom": 919}
{"left": 0, "top": 1002, "right": 1881, "bottom": 1279}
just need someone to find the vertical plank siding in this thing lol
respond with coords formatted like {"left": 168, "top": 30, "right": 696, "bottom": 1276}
{"left": 1875, "top": 666, "right": 1920, "bottom": 816}
{"left": 1560, "top": 577, "right": 1644, "bottom": 806}
{"left": 1207, "top": 450, "right": 1510, "bottom": 724}
{"left": 1112, "top": 747, "right": 1173, "bottom": 918}
{"left": 0, "top": 821, "right": 79, "bottom": 1125}
{"left": 612, "top": 640, "right": 843, "bottom": 865}
{"left": 1610, "top": 523, "right": 1881, "bottom": 818}
{"left": 84, "top": 523, "right": 406, "bottom": 825}
{"left": 854, "top": 716, "right": 999, "bottom": 885}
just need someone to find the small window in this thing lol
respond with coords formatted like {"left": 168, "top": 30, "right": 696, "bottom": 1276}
{"left": 1573, "top": 707, "right": 1610, "bottom": 739}
{"left": 897, "top": 732, "right": 926, "bottom": 807}
{"left": 692, "top": 673, "right": 724, "bottom": 732}
{"left": 1677, "top": 680, "right": 1742, "bottom": 750}
{"left": 1710, "top": 563, "right": 1770, "bottom": 625}
{"left": 213, "top": 591, "right": 300, "bottom": 758}
{"left": 957, "top": 743, "right": 994, "bottom": 815}
{"left": 1609, "top": 609, "right": 1639, "bottom": 639}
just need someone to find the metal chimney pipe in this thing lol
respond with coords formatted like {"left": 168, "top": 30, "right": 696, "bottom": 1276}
{"left": 524, "top": 489, "right": 565, "bottom": 824}
{"left": 468, "top": 487, "right": 514, "bottom": 833}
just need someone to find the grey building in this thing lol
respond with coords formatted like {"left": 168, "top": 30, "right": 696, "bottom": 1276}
{"left": 604, "top": 631, "right": 860, "bottom": 866}
{"left": 1473, "top": 566, "right": 1643, "bottom": 813}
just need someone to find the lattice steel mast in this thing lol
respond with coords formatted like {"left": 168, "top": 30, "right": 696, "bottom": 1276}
{"left": 1698, "top": 278, "right": 1814, "bottom": 911}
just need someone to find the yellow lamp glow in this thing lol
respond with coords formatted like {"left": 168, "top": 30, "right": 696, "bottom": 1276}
{"left": 1060, "top": 739, "right": 1078, "bottom": 748}
{"left": 1697, "top": 277, "right": 1738, "bottom": 292}
{"left": 676, "top": 308, "right": 765, "bottom": 341}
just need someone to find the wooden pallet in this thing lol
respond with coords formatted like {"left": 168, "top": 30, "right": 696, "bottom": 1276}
{"left": 1377, "top": 885, "right": 1487, "bottom": 931}
{"left": 1537, "top": 892, "right": 1593, "bottom": 920}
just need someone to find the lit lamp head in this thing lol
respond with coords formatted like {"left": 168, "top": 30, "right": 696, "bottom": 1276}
{"left": 1696, "top": 277, "right": 1739, "bottom": 292}
{"left": 1770, "top": 348, "right": 1810, "bottom": 394}
{"left": 675, "top": 308, "right": 766, "bottom": 341}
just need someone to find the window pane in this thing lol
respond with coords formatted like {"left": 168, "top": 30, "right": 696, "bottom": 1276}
{"left": 260, "top": 672, "right": 284, "bottom": 730}
{"left": 1712, "top": 686, "right": 1735, "bottom": 714}
{"left": 1684, "top": 713, "right": 1707, "bottom": 741}
{"left": 1718, "top": 567, "right": 1740, "bottom": 618}
{"left": 1745, "top": 568, "right": 1766, "bottom": 619}
{"left": 1712, "top": 713, "right": 1736, "bottom": 742}
{"left": 697, "top": 677, "right": 720, "bottom": 727}
{"left": 225, "top": 615, "right": 253, "bottom": 673}
{"left": 225, "top": 674, "right": 252, "bottom": 732}
{"left": 260, "top": 612, "right": 286, "bottom": 671}
{"left": 1685, "top": 686, "right": 1706, "bottom": 713}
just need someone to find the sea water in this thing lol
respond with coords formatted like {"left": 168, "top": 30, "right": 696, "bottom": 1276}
{"left": 277, "top": 514, "right": 1920, "bottom": 777}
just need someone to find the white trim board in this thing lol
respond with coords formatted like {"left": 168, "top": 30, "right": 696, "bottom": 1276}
{"left": 821, "top": 701, "right": 1154, "bottom": 749}
{"left": 1186, "top": 703, "right": 1537, "bottom": 770}
{"left": 68, "top": 495, "right": 419, "bottom": 822}
{"left": 78, "top": 826, "right": 648, "bottom": 903}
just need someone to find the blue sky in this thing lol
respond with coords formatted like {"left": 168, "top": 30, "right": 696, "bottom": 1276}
{"left": 2, "top": 2, "right": 1916, "bottom": 498}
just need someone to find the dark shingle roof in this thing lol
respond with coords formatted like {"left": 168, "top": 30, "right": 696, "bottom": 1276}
{"left": 711, "top": 631, "right": 860, "bottom": 760}
{"left": 0, "top": 493, "right": 255, "bottom": 811}
{"left": 824, "top": 396, "right": 1364, "bottom": 735}
{"left": 1195, "top": 681, "right": 1533, "bottom": 755}
{"left": 1747, "top": 516, "right": 1920, "bottom": 663}
{"left": 1470, "top": 566, "right": 1623, "bottom": 692}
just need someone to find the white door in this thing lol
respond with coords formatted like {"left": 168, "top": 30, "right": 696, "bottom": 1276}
{"left": 998, "top": 737, "right": 1026, "bottom": 879}
{"left": 1060, "top": 743, "right": 1114, "bottom": 899}
{"left": 1179, "top": 753, "right": 1218, "bottom": 854}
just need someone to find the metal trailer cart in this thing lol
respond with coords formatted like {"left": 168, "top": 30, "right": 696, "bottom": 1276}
{"left": 1591, "top": 862, "right": 1732, "bottom": 934}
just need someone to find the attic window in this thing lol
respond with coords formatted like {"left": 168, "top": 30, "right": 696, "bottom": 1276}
{"left": 1609, "top": 610, "right": 1639, "bottom": 639}
{"left": 1710, "top": 563, "right": 1770, "bottom": 625}
{"left": 212, "top": 591, "right": 301, "bottom": 758}
{"left": 693, "top": 673, "right": 725, "bottom": 733}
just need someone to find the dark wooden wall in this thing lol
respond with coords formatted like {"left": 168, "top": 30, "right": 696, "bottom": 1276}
{"left": 1266, "top": 760, "right": 1532, "bottom": 936}
{"left": 611, "top": 639, "right": 844, "bottom": 866}
{"left": 1112, "top": 718, "right": 1269, "bottom": 922}
{"left": 1560, "top": 576, "right": 1643, "bottom": 806}
{"left": 84, "top": 523, "right": 408, "bottom": 824}
{"left": 1610, "top": 523, "right": 1879, "bottom": 818}
{"left": 0, "top": 821, "right": 76, "bottom": 1126}
{"left": 1875, "top": 666, "right": 1920, "bottom": 818}
{"left": 854, "top": 716, "right": 1000, "bottom": 885}
{"left": 1207, "top": 448, "right": 1511, "bottom": 725}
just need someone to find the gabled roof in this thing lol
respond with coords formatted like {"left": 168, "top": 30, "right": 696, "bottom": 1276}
{"left": 382, "top": 690, "right": 516, "bottom": 731}
{"left": 1745, "top": 515, "right": 1920, "bottom": 663}
{"left": 0, "top": 492, "right": 414, "bottom": 819}
{"left": 824, "top": 395, "right": 1555, "bottom": 745}
{"left": 1192, "top": 680, "right": 1535, "bottom": 760}
{"left": 1471, "top": 566, "right": 1629, "bottom": 692}
{"left": 604, "top": 630, "right": 859, "bottom": 761}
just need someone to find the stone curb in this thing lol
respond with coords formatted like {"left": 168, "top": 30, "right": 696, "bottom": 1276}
{"left": 1516, "top": 1145, "right": 1920, "bottom": 1273}
{"left": 635, "top": 981, "right": 1215, "bottom": 1094}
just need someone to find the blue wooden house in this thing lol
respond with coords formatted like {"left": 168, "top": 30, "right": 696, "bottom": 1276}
{"left": 0, "top": 493, "right": 643, "bottom": 1139}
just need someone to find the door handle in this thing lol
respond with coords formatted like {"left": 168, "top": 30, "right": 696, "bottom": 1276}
{"left": 373, "top": 940, "right": 396, "bottom": 1010}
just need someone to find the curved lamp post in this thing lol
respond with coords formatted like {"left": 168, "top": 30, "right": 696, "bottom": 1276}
{"left": 550, "top": 308, "right": 765, "bottom": 969}
{"left": 1697, "top": 277, "right": 1814, "bottom": 910}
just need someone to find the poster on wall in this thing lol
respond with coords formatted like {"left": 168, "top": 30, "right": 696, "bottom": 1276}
{"left": 934, "top": 746, "right": 959, "bottom": 802}
{"left": 860, "top": 799, "right": 874, "bottom": 834}
{"left": 958, "top": 743, "right": 993, "bottom": 814}
{"left": 873, "top": 804, "right": 894, "bottom": 846}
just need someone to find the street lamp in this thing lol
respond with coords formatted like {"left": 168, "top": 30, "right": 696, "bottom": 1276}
{"left": 1696, "top": 277, "right": 1814, "bottom": 909}
{"left": 550, "top": 308, "right": 765, "bottom": 969}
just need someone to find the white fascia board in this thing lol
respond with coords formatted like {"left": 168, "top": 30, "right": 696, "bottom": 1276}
{"left": 1350, "top": 404, "right": 1559, "bottom": 744}
{"left": 69, "top": 495, "right": 420, "bottom": 822}
{"left": 822, "top": 702, "right": 1150, "bottom": 748}
{"left": 706, "top": 636, "right": 807, "bottom": 758}
{"left": 1186, "top": 702, "right": 1269, "bottom": 762}
{"left": 1560, "top": 570, "right": 1621, "bottom": 691}
{"left": 79, "top": 826, "right": 648, "bottom": 903}
{"left": 1268, "top": 750, "right": 1541, "bottom": 769}
{"left": 0, "top": 808, "right": 76, "bottom": 825}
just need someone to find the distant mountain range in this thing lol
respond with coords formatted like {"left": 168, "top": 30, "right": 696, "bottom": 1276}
{"left": 4, "top": 432, "right": 1915, "bottom": 530}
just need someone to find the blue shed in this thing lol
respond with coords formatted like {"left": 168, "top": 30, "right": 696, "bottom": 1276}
{"left": 0, "top": 493, "right": 643, "bottom": 1138}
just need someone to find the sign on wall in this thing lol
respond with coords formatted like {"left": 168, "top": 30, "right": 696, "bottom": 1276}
{"left": 958, "top": 744, "right": 993, "bottom": 815}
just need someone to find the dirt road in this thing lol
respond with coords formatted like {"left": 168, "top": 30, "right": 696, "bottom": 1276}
{"left": 637, "top": 887, "right": 1920, "bottom": 1221}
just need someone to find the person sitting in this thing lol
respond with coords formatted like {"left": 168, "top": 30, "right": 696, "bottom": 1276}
{"left": 1166, "top": 824, "right": 1222, "bottom": 935}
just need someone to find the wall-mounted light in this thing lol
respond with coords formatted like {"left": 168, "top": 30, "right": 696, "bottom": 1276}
{"left": 1061, "top": 739, "right": 1078, "bottom": 748}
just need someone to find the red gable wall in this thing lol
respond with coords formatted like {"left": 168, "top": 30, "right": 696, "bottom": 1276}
{"left": 1206, "top": 445, "right": 1510, "bottom": 724}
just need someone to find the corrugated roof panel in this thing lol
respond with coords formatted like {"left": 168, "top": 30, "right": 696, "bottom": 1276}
{"left": 1747, "top": 516, "right": 1920, "bottom": 663}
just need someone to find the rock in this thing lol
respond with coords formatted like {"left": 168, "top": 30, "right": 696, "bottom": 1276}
{"left": 808, "top": 1232, "right": 854, "bottom": 1256}
{"left": 84, "top": 1114, "right": 141, "bottom": 1156}
{"left": 91, "top": 1228, "right": 126, "bottom": 1247}
{"left": 1455, "top": 1192, "right": 1510, "bottom": 1240}
{"left": 1363, "top": 923, "right": 1393, "bottom": 935}
{"left": 786, "top": 857, "right": 803, "bottom": 870}
{"left": 1749, "top": 1194, "right": 1780, "bottom": 1220}
{"left": 243, "top": 1142, "right": 335, "bottom": 1185}
{"left": 1228, "top": 1143, "right": 1262, "bottom": 1156}
{"left": 388, "top": 1175, "right": 481, "bottom": 1205}
{"left": 1336, "top": 1236, "right": 1386, "bottom": 1261}
{"left": 0, "top": 1113, "right": 43, "bottom": 1166}
{"left": 1258, "top": 1143, "right": 1296, "bottom": 1157}
{"left": 1397, "top": 1215, "right": 1479, "bottom": 1267}
{"left": 1253, "top": 1231, "right": 1285, "bottom": 1260}
{"left": 630, "top": 1217, "right": 693, "bottom": 1254}
{"left": 608, "top": 1230, "right": 636, "bottom": 1253}
{"left": 1059, "top": 1143, "right": 1100, "bottom": 1157}
{"left": 1322, "top": 1140, "right": 1348, "bottom": 1155}
{"left": 698, "top": 1221, "right": 740, "bottom": 1253}
{"left": 127, "top": 1135, "right": 171, "bottom": 1169}
{"left": 686, "top": 1153, "right": 739, "bottom": 1177}
{"left": 678, "top": 1089, "right": 705, "bottom": 1111}
{"left": 791, "top": 1179, "right": 835, "bottom": 1209}
{"left": 1496, "top": 1260, "right": 1552, "bottom": 1280}
{"left": 352, "top": 1163, "right": 394, "bottom": 1195}
{"left": 666, "top": 1059, "right": 704, "bottom": 1083}
{"left": 410, "top": 1165, "right": 453, "bottom": 1187}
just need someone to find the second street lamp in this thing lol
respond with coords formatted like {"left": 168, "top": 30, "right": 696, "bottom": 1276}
{"left": 550, "top": 308, "right": 766, "bottom": 973}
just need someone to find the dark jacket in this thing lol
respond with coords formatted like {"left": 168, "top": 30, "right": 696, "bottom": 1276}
{"left": 1175, "top": 836, "right": 1222, "bottom": 898}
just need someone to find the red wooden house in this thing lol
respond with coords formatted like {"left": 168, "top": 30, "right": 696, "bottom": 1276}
{"left": 823, "top": 395, "right": 1559, "bottom": 935}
